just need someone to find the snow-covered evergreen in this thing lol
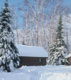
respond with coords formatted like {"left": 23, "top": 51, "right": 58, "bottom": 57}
{"left": 0, "top": 0, "right": 19, "bottom": 72}
{"left": 48, "top": 16, "right": 67, "bottom": 65}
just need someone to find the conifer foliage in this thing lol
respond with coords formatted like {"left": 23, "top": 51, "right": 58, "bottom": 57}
{"left": 0, "top": 0, "right": 19, "bottom": 72}
{"left": 48, "top": 16, "right": 67, "bottom": 65}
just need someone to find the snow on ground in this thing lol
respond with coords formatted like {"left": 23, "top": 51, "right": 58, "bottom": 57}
{"left": 0, "top": 65, "right": 71, "bottom": 80}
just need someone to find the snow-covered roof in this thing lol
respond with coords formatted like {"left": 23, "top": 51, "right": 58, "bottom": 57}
{"left": 65, "top": 53, "right": 71, "bottom": 58}
{"left": 16, "top": 44, "right": 48, "bottom": 57}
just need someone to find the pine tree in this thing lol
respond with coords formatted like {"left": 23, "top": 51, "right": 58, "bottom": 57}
{"left": 48, "top": 42, "right": 57, "bottom": 65}
{"left": 0, "top": 0, "right": 20, "bottom": 72}
{"left": 48, "top": 16, "right": 67, "bottom": 65}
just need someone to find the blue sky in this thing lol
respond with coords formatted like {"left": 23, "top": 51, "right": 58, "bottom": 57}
{"left": 0, "top": 0, "right": 71, "bottom": 28}
{"left": 64, "top": 0, "right": 71, "bottom": 6}
{"left": 0, "top": 0, "right": 71, "bottom": 10}
{"left": 0, "top": 0, "right": 23, "bottom": 28}
{"left": 0, "top": 0, "right": 70, "bottom": 6}
{"left": 0, "top": 0, "right": 21, "bottom": 7}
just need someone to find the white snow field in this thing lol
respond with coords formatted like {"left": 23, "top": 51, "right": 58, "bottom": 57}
{"left": 0, "top": 65, "right": 71, "bottom": 80}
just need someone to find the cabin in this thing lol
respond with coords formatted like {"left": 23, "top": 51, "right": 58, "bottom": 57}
{"left": 65, "top": 53, "right": 71, "bottom": 65}
{"left": 16, "top": 45, "right": 48, "bottom": 67}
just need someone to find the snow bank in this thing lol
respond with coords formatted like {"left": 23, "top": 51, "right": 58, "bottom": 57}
{"left": 40, "top": 72, "right": 71, "bottom": 80}
{"left": 16, "top": 65, "right": 71, "bottom": 80}
{"left": 0, "top": 72, "right": 31, "bottom": 80}
{"left": 0, "top": 65, "right": 71, "bottom": 80}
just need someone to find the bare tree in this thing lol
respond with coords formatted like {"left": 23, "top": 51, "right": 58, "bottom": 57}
{"left": 16, "top": 0, "right": 71, "bottom": 52}
{"left": 11, "top": 5, "right": 20, "bottom": 44}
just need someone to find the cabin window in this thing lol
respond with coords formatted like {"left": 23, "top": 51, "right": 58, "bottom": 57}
{"left": 39, "top": 59, "right": 42, "bottom": 62}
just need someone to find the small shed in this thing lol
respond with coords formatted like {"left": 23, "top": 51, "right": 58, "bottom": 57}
{"left": 16, "top": 45, "right": 48, "bottom": 67}
{"left": 65, "top": 53, "right": 71, "bottom": 65}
